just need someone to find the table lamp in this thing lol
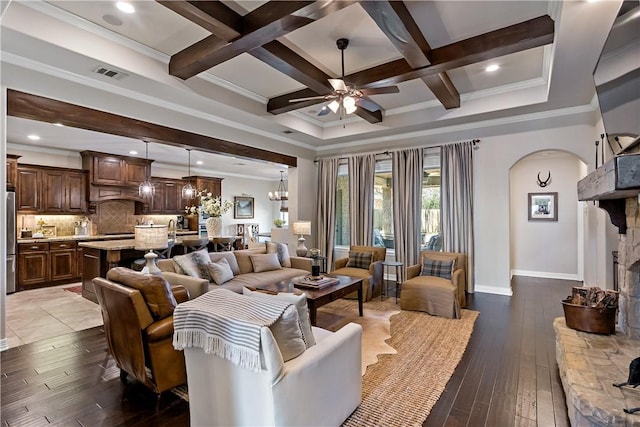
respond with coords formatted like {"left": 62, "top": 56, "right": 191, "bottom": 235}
{"left": 135, "top": 225, "right": 168, "bottom": 275}
{"left": 292, "top": 220, "right": 311, "bottom": 257}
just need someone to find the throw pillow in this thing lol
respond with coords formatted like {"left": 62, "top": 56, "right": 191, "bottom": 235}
{"left": 346, "top": 251, "right": 373, "bottom": 270}
{"left": 420, "top": 257, "right": 455, "bottom": 280}
{"left": 271, "top": 304, "right": 307, "bottom": 362}
{"left": 250, "top": 253, "right": 282, "bottom": 273}
{"left": 266, "top": 241, "right": 292, "bottom": 268}
{"left": 173, "top": 249, "right": 212, "bottom": 282}
{"left": 209, "top": 252, "right": 240, "bottom": 276}
{"left": 106, "top": 267, "right": 177, "bottom": 320}
{"left": 207, "top": 258, "right": 234, "bottom": 286}
{"left": 243, "top": 287, "right": 316, "bottom": 348}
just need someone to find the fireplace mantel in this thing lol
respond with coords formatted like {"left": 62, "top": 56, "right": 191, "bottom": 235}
{"left": 578, "top": 154, "right": 640, "bottom": 233}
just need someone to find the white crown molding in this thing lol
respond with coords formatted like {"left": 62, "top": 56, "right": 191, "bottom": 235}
{"left": 197, "top": 72, "right": 268, "bottom": 105}
{"left": 319, "top": 102, "right": 597, "bottom": 152}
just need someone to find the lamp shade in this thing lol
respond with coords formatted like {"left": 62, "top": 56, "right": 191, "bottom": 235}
{"left": 292, "top": 220, "right": 311, "bottom": 236}
{"left": 135, "top": 225, "right": 168, "bottom": 250}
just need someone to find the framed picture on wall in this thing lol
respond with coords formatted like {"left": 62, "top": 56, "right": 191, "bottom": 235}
{"left": 528, "top": 192, "right": 558, "bottom": 221}
{"left": 234, "top": 196, "right": 254, "bottom": 219}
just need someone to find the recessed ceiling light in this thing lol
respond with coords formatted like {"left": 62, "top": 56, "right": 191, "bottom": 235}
{"left": 196, "top": 160, "right": 203, "bottom": 165}
{"left": 116, "top": 2, "right": 135, "bottom": 14}
{"left": 52, "top": 122, "right": 64, "bottom": 127}
{"left": 27, "top": 134, "right": 40, "bottom": 140}
{"left": 129, "top": 150, "right": 138, "bottom": 155}
{"left": 485, "top": 64, "right": 500, "bottom": 72}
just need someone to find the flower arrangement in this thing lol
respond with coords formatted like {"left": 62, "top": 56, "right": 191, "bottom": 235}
{"left": 185, "top": 191, "right": 235, "bottom": 217}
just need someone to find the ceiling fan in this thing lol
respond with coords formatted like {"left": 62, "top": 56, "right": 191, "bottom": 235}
{"left": 289, "top": 38, "right": 399, "bottom": 118}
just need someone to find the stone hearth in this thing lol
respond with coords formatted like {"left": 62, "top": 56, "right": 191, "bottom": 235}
{"left": 555, "top": 318, "right": 640, "bottom": 426}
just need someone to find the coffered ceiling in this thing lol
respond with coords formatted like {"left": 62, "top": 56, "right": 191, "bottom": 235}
{"left": 0, "top": 1, "right": 622, "bottom": 176}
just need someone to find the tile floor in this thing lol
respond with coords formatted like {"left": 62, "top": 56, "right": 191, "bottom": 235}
{"left": 4, "top": 283, "right": 103, "bottom": 349}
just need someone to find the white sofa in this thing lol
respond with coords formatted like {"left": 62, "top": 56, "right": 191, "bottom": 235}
{"left": 184, "top": 323, "right": 362, "bottom": 426}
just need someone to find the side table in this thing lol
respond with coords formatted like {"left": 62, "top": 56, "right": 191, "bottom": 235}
{"left": 381, "top": 261, "right": 404, "bottom": 303}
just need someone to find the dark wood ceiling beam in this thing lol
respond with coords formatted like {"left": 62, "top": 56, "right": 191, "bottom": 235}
{"left": 355, "top": 107, "right": 383, "bottom": 124}
{"left": 360, "top": 0, "right": 460, "bottom": 108}
{"left": 169, "top": 1, "right": 350, "bottom": 80}
{"left": 7, "top": 89, "right": 297, "bottom": 167}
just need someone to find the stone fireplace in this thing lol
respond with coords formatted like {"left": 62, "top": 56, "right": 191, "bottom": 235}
{"left": 556, "top": 155, "right": 640, "bottom": 426}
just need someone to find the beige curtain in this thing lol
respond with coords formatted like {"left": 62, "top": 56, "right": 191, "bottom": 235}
{"left": 392, "top": 148, "right": 424, "bottom": 269}
{"left": 316, "top": 158, "right": 340, "bottom": 269}
{"left": 441, "top": 141, "right": 474, "bottom": 292}
{"left": 348, "top": 154, "right": 376, "bottom": 246}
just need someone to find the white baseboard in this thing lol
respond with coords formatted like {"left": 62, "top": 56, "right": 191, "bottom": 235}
{"left": 511, "top": 269, "right": 579, "bottom": 281}
{"left": 0, "top": 338, "right": 8, "bottom": 352}
{"left": 474, "top": 284, "right": 513, "bottom": 296}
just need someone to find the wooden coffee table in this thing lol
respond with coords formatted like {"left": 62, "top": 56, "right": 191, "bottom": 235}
{"left": 256, "top": 275, "right": 363, "bottom": 326}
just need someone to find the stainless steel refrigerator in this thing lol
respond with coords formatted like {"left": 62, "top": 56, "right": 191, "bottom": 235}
{"left": 6, "top": 191, "right": 16, "bottom": 294}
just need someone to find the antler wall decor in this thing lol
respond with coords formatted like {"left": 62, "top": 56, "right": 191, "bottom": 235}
{"left": 537, "top": 171, "right": 551, "bottom": 188}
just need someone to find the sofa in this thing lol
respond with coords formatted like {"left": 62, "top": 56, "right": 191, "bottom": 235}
{"left": 400, "top": 250, "right": 467, "bottom": 319}
{"left": 157, "top": 242, "right": 313, "bottom": 299}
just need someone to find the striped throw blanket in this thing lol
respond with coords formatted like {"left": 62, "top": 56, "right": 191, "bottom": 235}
{"left": 173, "top": 288, "right": 292, "bottom": 372}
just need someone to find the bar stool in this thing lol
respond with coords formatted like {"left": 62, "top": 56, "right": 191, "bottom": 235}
{"left": 182, "top": 237, "right": 209, "bottom": 254}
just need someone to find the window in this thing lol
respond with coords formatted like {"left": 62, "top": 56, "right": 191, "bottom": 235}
{"left": 335, "top": 164, "right": 349, "bottom": 246}
{"left": 373, "top": 160, "right": 393, "bottom": 249}
{"left": 421, "top": 150, "right": 441, "bottom": 251}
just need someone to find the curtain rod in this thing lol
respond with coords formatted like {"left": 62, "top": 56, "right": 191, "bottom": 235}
{"left": 313, "top": 138, "right": 480, "bottom": 163}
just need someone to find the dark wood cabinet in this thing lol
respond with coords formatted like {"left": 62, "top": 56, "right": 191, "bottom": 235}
{"left": 18, "top": 242, "right": 50, "bottom": 289}
{"left": 50, "top": 241, "right": 77, "bottom": 282}
{"left": 6, "top": 154, "right": 20, "bottom": 190}
{"left": 17, "top": 166, "right": 41, "bottom": 212}
{"left": 18, "top": 165, "right": 87, "bottom": 214}
{"left": 82, "top": 151, "right": 151, "bottom": 187}
{"left": 149, "top": 178, "right": 187, "bottom": 214}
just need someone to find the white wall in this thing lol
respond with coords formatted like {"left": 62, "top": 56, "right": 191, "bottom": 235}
{"left": 220, "top": 177, "right": 277, "bottom": 238}
{"left": 474, "top": 123, "right": 597, "bottom": 296}
{"left": 509, "top": 152, "right": 583, "bottom": 280}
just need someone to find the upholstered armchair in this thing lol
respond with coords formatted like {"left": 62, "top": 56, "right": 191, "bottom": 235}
{"left": 331, "top": 245, "right": 386, "bottom": 301}
{"left": 92, "top": 267, "right": 188, "bottom": 395}
{"left": 400, "top": 250, "right": 467, "bottom": 319}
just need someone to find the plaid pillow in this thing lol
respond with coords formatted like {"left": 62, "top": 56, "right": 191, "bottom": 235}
{"left": 346, "top": 251, "right": 373, "bottom": 269}
{"left": 420, "top": 258, "right": 455, "bottom": 280}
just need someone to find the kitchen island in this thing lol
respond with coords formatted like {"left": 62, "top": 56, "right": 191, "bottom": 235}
{"left": 79, "top": 235, "right": 200, "bottom": 303}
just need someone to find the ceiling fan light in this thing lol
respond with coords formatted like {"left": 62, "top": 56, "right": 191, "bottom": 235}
{"left": 328, "top": 100, "right": 340, "bottom": 113}
{"left": 343, "top": 96, "right": 356, "bottom": 109}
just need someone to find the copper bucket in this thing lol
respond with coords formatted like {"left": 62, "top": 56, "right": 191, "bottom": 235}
{"left": 561, "top": 300, "right": 616, "bottom": 334}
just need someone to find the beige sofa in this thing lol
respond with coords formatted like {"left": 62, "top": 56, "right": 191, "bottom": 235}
{"left": 157, "top": 246, "right": 312, "bottom": 299}
{"left": 400, "top": 250, "right": 466, "bottom": 319}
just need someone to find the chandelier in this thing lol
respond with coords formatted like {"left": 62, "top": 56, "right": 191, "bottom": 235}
{"left": 268, "top": 171, "right": 288, "bottom": 201}
{"left": 181, "top": 149, "right": 196, "bottom": 199}
{"left": 138, "top": 141, "right": 155, "bottom": 198}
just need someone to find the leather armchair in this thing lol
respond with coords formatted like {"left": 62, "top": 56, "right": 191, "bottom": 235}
{"left": 331, "top": 245, "right": 386, "bottom": 301}
{"left": 400, "top": 250, "right": 467, "bottom": 319}
{"left": 92, "top": 267, "right": 188, "bottom": 394}
{"left": 184, "top": 323, "right": 363, "bottom": 426}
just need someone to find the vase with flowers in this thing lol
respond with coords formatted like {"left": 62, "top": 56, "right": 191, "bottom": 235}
{"left": 185, "top": 191, "right": 235, "bottom": 238}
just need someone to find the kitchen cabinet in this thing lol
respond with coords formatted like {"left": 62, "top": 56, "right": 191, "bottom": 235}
{"left": 6, "top": 154, "right": 20, "bottom": 190}
{"left": 82, "top": 151, "right": 151, "bottom": 187}
{"left": 18, "top": 242, "right": 49, "bottom": 289}
{"left": 182, "top": 176, "right": 223, "bottom": 207}
{"left": 17, "top": 165, "right": 87, "bottom": 214}
{"left": 50, "top": 241, "right": 77, "bottom": 282}
{"left": 42, "top": 169, "right": 87, "bottom": 213}
{"left": 16, "top": 166, "right": 41, "bottom": 212}
{"left": 149, "top": 178, "right": 188, "bottom": 214}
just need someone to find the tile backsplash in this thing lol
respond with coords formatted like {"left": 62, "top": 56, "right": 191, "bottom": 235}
{"left": 17, "top": 200, "right": 179, "bottom": 237}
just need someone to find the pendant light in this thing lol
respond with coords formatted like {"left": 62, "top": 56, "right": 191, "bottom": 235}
{"left": 268, "top": 171, "right": 288, "bottom": 201}
{"left": 138, "top": 141, "right": 155, "bottom": 198}
{"left": 182, "top": 149, "right": 196, "bottom": 199}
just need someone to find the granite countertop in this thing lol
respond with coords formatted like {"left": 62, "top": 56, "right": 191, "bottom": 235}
{"left": 17, "top": 230, "right": 198, "bottom": 244}
{"left": 78, "top": 235, "right": 201, "bottom": 251}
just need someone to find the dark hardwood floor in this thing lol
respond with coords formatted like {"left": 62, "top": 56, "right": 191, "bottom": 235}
{"left": 1, "top": 276, "right": 573, "bottom": 426}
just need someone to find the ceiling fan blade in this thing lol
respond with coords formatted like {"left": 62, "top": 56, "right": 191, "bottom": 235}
{"left": 289, "top": 95, "right": 330, "bottom": 103}
{"left": 360, "top": 86, "right": 400, "bottom": 96}
{"left": 356, "top": 97, "right": 381, "bottom": 112}
{"left": 328, "top": 78, "right": 348, "bottom": 92}
{"left": 317, "top": 107, "right": 331, "bottom": 117}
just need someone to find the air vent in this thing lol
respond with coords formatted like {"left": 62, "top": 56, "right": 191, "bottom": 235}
{"left": 93, "top": 66, "right": 129, "bottom": 80}
{"left": 282, "top": 130, "right": 294, "bottom": 134}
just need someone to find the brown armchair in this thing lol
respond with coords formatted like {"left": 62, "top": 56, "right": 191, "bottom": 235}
{"left": 331, "top": 245, "right": 386, "bottom": 301}
{"left": 400, "top": 250, "right": 466, "bottom": 319}
{"left": 92, "top": 267, "right": 188, "bottom": 395}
